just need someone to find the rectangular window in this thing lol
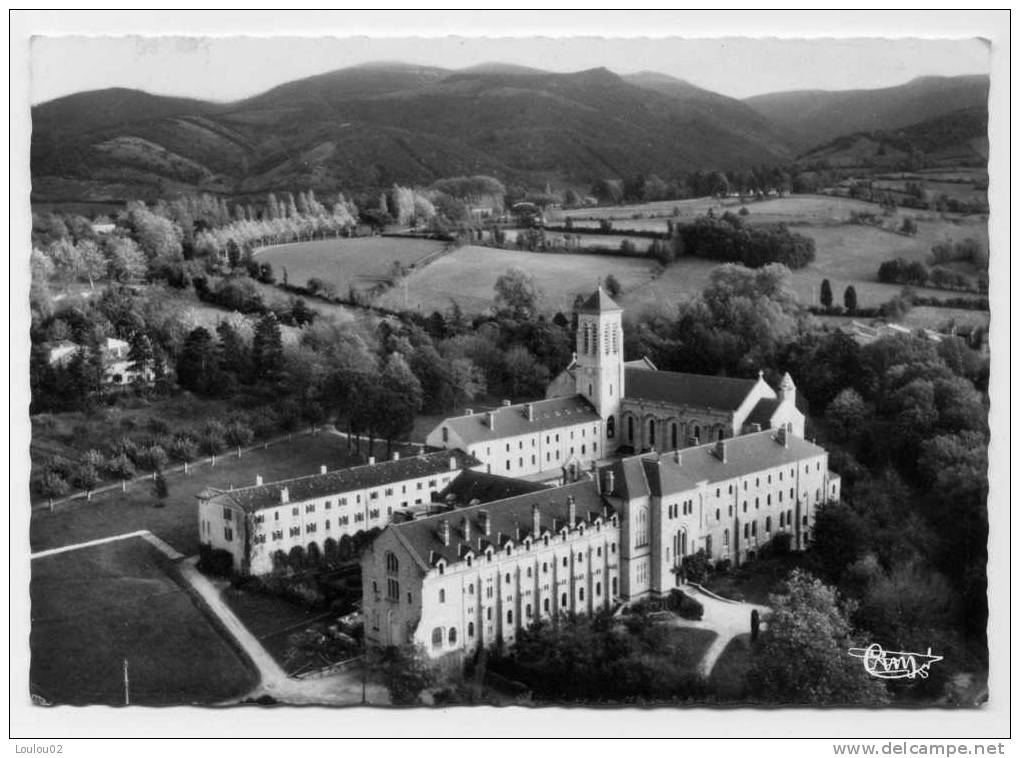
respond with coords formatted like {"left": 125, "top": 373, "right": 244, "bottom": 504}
{"left": 325, "top": 519, "right": 330, "bottom": 530}
{"left": 222, "top": 507, "right": 231, "bottom": 520}
{"left": 324, "top": 501, "right": 331, "bottom": 510}
{"left": 384, "top": 488, "right": 393, "bottom": 496}
{"left": 306, "top": 523, "right": 317, "bottom": 534}
{"left": 370, "top": 491, "right": 378, "bottom": 500}
{"left": 223, "top": 527, "right": 233, "bottom": 541}
{"left": 292, "top": 507, "right": 299, "bottom": 516}
{"left": 305, "top": 504, "right": 315, "bottom": 514}
{"left": 428, "top": 480, "right": 437, "bottom": 488}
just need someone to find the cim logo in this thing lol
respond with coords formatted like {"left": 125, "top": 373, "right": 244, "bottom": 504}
{"left": 848, "top": 643, "right": 943, "bottom": 680}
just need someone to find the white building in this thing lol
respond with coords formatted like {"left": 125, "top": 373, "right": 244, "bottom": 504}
{"left": 197, "top": 449, "right": 482, "bottom": 575}
{"left": 428, "top": 286, "right": 805, "bottom": 476}
{"left": 363, "top": 429, "right": 840, "bottom": 659}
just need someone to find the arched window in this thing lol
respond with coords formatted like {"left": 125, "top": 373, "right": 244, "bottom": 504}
{"left": 386, "top": 552, "right": 399, "bottom": 574}
{"left": 705, "top": 535, "right": 713, "bottom": 557}
{"left": 431, "top": 627, "right": 443, "bottom": 648}
{"left": 648, "top": 419, "right": 656, "bottom": 446}
{"left": 595, "top": 582, "right": 601, "bottom": 596}
{"left": 448, "top": 627, "right": 457, "bottom": 645}
{"left": 717, "top": 428, "right": 725, "bottom": 441}
{"left": 507, "top": 610, "right": 513, "bottom": 625}
{"left": 693, "top": 425, "right": 701, "bottom": 441}
{"left": 467, "top": 622, "right": 475, "bottom": 637}
{"left": 505, "top": 572, "right": 511, "bottom": 584}
{"left": 526, "top": 603, "right": 532, "bottom": 617}
{"left": 611, "top": 577, "right": 618, "bottom": 596}
{"left": 486, "top": 607, "right": 492, "bottom": 621}
{"left": 766, "top": 516, "right": 772, "bottom": 533}
{"left": 671, "top": 422, "right": 678, "bottom": 449}
{"left": 635, "top": 508, "right": 649, "bottom": 547}
{"left": 543, "top": 597, "right": 550, "bottom": 613}
{"left": 469, "top": 583, "right": 474, "bottom": 595}
{"left": 588, "top": 383, "right": 593, "bottom": 398}
{"left": 560, "top": 592, "right": 568, "bottom": 608}
{"left": 582, "top": 323, "right": 590, "bottom": 354}
{"left": 723, "top": 529, "right": 730, "bottom": 547}
{"left": 607, "top": 416, "right": 616, "bottom": 439}
{"left": 579, "top": 587, "right": 585, "bottom": 602}
{"left": 439, "top": 589, "right": 445, "bottom": 603}
{"left": 628, "top": 416, "right": 634, "bottom": 441}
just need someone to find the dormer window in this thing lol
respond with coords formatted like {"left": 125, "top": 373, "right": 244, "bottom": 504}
{"left": 466, "top": 555, "right": 472, "bottom": 567}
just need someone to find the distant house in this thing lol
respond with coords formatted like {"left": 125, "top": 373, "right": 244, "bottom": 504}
{"left": 44, "top": 336, "right": 154, "bottom": 385}
{"left": 90, "top": 222, "right": 117, "bottom": 235}
{"left": 841, "top": 320, "right": 945, "bottom": 346}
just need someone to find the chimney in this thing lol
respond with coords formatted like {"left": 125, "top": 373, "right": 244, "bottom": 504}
{"left": 777, "top": 427, "right": 788, "bottom": 448}
{"left": 567, "top": 495, "right": 576, "bottom": 526}
{"left": 532, "top": 503, "right": 541, "bottom": 536}
{"left": 487, "top": 411, "right": 496, "bottom": 431}
{"left": 368, "top": 456, "right": 376, "bottom": 465}
{"left": 449, "top": 455, "right": 457, "bottom": 471}
{"left": 462, "top": 516, "right": 471, "bottom": 542}
{"left": 715, "top": 440, "right": 727, "bottom": 463}
{"left": 464, "top": 408, "right": 473, "bottom": 416}
{"left": 525, "top": 403, "right": 534, "bottom": 422}
{"left": 439, "top": 519, "right": 451, "bottom": 546}
{"left": 603, "top": 469, "right": 615, "bottom": 495}
{"left": 319, "top": 465, "right": 327, "bottom": 475}
{"left": 392, "top": 452, "right": 400, "bottom": 461}
{"left": 502, "top": 399, "right": 511, "bottom": 407}
{"left": 255, "top": 475, "right": 263, "bottom": 486}
{"left": 479, "top": 510, "right": 491, "bottom": 535}
{"left": 280, "top": 486, "right": 289, "bottom": 504}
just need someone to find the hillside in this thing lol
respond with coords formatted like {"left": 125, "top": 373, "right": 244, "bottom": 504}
{"left": 31, "top": 63, "right": 792, "bottom": 203}
{"left": 744, "top": 75, "right": 989, "bottom": 154}
{"left": 798, "top": 106, "right": 989, "bottom": 168}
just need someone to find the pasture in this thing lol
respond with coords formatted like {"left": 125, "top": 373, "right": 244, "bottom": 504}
{"left": 30, "top": 538, "right": 257, "bottom": 705}
{"left": 30, "top": 430, "right": 357, "bottom": 555}
{"left": 256, "top": 237, "right": 447, "bottom": 296}
{"left": 376, "top": 245, "right": 660, "bottom": 315}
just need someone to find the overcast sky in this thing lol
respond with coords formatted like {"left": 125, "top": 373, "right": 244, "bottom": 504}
{"left": 30, "top": 34, "right": 989, "bottom": 105}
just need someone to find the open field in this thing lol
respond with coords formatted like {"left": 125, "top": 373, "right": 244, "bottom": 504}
{"left": 376, "top": 245, "right": 660, "bottom": 315}
{"left": 30, "top": 431, "right": 361, "bottom": 555}
{"left": 30, "top": 538, "right": 257, "bottom": 705}
{"left": 256, "top": 237, "right": 447, "bottom": 296}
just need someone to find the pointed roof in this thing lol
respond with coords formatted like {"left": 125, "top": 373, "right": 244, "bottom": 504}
{"left": 578, "top": 286, "right": 622, "bottom": 314}
{"left": 779, "top": 372, "right": 796, "bottom": 391}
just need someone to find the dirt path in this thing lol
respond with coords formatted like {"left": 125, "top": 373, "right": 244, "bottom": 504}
{"left": 30, "top": 529, "right": 151, "bottom": 560}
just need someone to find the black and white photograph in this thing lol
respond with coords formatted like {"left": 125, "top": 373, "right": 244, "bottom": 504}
{"left": 10, "top": 9, "right": 1009, "bottom": 745}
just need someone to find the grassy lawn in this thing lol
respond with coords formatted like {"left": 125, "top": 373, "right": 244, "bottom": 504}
{"left": 256, "top": 237, "right": 447, "bottom": 296}
{"left": 30, "top": 538, "right": 257, "bottom": 705}
{"left": 378, "top": 245, "right": 659, "bottom": 315}
{"left": 661, "top": 626, "right": 718, "bottom": 672}
{"left": 30, "top": 431, "right": 359, "bottom": 555}
{"left": 709, "top": 633, "right": 752, "bottom": 701}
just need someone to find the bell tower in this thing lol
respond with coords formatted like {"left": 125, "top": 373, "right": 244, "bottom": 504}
{"left": 575, "top": 286, "right": 625, "bottom": 437}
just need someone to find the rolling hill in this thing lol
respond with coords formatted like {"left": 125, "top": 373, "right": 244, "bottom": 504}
{"left": 743, "top": 74, "right": 989, "bottom": 154}
{"left": 30, "top": 63, "right": 794, "bottom": 203}
{"left": 30, "top": 66, "right": 989, "bottom": 205}
{"left": 797, "top": 106, "right": 989, "bottom": 168}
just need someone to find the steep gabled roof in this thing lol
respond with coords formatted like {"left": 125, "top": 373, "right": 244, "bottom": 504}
{"left": 578, "top": 286, "right": 622, "bottom": 314}
{"left": 437, "top": 470, "right": 551, "bottom": 507}
{"left": 204, "top": 449, "right": 480, "bottom": 513}
{"left": 745, "top": 398, "right": 780, "bottom": 427}
{"left": 625, "top": 367, "right": 758, "bottom": 411}
{"left": 602, "top": 430, "right": 827, "bottom": 498}
{"left": 390, "top": 480, "right": 612, "bottom": 567}
{"left": 440, "top": 395, "right": 601, "bottom": 445}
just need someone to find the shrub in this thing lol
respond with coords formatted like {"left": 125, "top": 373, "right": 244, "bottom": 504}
{"left": 198, "top": 544, "right": 235, "bottom": 576}
{"left": 668, "top": 590, "right": 705, "bottom": 620}
{"left": 681, "top": 549, "right": 712, "bottom": 584}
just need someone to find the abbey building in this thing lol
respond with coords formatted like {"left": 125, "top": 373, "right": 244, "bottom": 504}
{"left": 366, "top": 288, "right": 840, "bottom": 658}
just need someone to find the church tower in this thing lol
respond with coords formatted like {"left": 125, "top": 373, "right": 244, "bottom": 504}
{"left": 575, "top": 287, "right": 625, "bottom": 441}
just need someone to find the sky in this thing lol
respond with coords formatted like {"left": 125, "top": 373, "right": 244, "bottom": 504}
{"left": 30, "top": 33, "right": 990, "bottom": 105}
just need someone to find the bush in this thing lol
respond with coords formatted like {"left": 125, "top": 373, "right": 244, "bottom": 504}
{"left": 668, "top": 590, "right": 705, "bottom": 621}
{"left": 198, "top": 544, "right": 235, "bottom": 576}
{"left": 681, "top": 549, "right": 712, "bottom": 584}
